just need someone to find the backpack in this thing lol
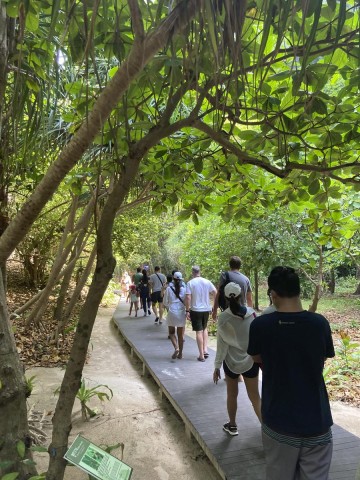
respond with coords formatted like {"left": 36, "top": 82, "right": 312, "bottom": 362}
{"left": 218, "top": 271, "right": 230, "bottom": 311}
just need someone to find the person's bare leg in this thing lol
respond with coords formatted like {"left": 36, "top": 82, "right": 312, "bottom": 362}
{"left": 177, "top": 327, "right": 184, "bottom": 358}
{"left": 203, "top": 327, "right": 209, "bottom": 354}
{"left": 243, "top": 376, "right": 262, "bottom": 422}
{"left": 159, "top": 302, "right": 164, "bottom": 322}
{"left": 226, "top": 375, "right": 239, "bottom": 425}
{"left": 195, "top": 330, "right": 204, "bottom": 359}
{"left": 168, "top": 326, "right": 178, "bottom": 358}
{"left": 152, "top": 302, "right": 159, "bottom": 318}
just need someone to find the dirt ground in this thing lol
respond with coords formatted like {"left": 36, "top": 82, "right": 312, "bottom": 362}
{"left": 27, "top": 303, "right": 360, "bottom": 480}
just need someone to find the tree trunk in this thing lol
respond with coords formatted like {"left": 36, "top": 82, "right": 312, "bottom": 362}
{"left": 353, "top": 282, "right": 360, "bottom": 295}
{"left": 59, "top": 245, "right": 97, "bottom": 336}
{"left": 46, "top": 154, "right": 143, "bottom": 480}
{"left": 53, "top": 256, "right": 77, "bottom": 328}
{"left": 0, "top": 268, "right": 37, "bottom": 478}
{"left": 26, "top": 196, "right": 94, "bottom": 325}
{"left": 353, "top": 266, "right": 360, "bottom": 295}
{"left": 327, "top": 268, "right": 335, "bottom": 294}
{"left": 0, "top": 0, "right": 7, "bottom": 103}
{"left": 254, "top": 266, "right": 259, "bottom": 310}
{"left": 308, "top": 248, "right": 323, "bottom": 313}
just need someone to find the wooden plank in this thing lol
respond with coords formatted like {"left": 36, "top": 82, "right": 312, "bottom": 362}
{"left": 113, "top": 307, "right": 360, "bottom": 480}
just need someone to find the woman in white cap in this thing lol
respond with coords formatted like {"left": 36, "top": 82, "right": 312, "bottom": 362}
{"left": 163, "top": 272, "right": 186, "bottom": 359}
{"left": 213, "top": 282, "right": 262, "bottom": 436}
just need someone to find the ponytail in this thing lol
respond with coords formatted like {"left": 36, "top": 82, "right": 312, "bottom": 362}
{"left": 228, "top": 295, "right": 247, "bottom": 317}
{"left": 174, "top": 278, "right": 181, "bottom": 297}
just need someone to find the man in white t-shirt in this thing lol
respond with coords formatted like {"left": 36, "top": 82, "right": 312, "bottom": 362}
{"left": 185, "top": 266, "right": 217, "bottom": 362}
{"left": 149, "top": 266, "right": 167, "bottom": 325}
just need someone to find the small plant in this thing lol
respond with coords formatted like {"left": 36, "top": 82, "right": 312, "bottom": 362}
{"left": 25, "top": 375, "right": 37, "bottom": 398}
{"left": 76, "top": 379, "right": 113, "bottom": 421}
{"left": 207, "top": 319, "right": 218, "bottom": 336}
{"left": 323, "top": 331, "right": 360, "bottom": 394}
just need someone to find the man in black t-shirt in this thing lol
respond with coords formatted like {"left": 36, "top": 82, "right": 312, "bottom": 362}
{"left": 248, "top": 266, "right": 335, "bottom": 480}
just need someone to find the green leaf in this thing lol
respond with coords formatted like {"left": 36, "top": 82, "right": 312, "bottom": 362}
{"left": 193, "top": 157, "right": 203, "bottom": 174}
{"left": 308, "top": 180, "right": 320, "bottom": 195}
{"left": 25, "top": 12, "right": 39, "bottom": 32}
{"left": 1, "top": 473, "right": 20, "bottom": 480}
{"left": 16, "top": 440, "right": 26, "bottom": 459}
{"left": 331, "top": 237, "right": 342, "bottom": 249}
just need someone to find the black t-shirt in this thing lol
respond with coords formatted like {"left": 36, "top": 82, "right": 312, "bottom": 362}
{"left": 248, "top": 310, "right": 335, "bottom": 435}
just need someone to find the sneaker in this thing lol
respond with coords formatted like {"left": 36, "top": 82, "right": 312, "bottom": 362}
{"left": 148, "top": 309, "right": 151, "bottom": 315}
{"left": 154, "top": 317, "right": 159, "bottom": 324}
{"left": 223, "top": 422, "right": 238, "bottom": 436}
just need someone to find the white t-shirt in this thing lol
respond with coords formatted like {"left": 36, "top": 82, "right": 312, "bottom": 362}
{"left": 185, "top": 276, "right": 216, "bottom": 312}
{"left": 149, "top": 272, "right": 166, "bottom": 292}
{"left": 214, "top": 307, "right": 256, "bottom": 374}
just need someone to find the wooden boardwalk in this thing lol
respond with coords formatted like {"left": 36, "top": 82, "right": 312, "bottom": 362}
{"left": 113, "top": 304, "right": 360, "bottom": 480}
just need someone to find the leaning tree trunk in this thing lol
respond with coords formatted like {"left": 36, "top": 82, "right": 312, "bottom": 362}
{"left": 56, "top": 244, "right": 97, "bottom": 340}
{"left": 46, "top": 153, "right": 143, "bottom": 480}
{"left": 45, "top": 74, "right": 192, "bottom": 478}
{"left": 52, "top": 232, "right": 92, "bottom": 343}
{"left": 0, "top": 269, "right": 37, "bottom": 478}
{"left": 26, "top": 195, "right": 94, "bottom": 326}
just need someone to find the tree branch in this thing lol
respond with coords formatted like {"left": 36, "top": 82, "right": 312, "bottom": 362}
{"left": 128, "top": 0, "right": 145, "bottom": 43}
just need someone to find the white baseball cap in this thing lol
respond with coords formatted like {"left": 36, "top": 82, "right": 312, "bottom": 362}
{"left": 173, "top": 271, "right": 183, "bottom": 280}
{"left": 224, "top": 282, "right": 241, "bottom": 298}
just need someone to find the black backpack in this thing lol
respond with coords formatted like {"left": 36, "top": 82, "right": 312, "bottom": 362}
{"left": 218, "top": 271, "right": 230, "bottom": 311}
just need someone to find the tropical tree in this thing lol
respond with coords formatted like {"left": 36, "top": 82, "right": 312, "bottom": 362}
{"left": 0, "top": 1, "right": 359, "bottom": 478}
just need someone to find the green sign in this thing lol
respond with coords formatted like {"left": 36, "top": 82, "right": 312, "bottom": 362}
{"left": 64, "top": 435, "right": 132, "bottom": 480}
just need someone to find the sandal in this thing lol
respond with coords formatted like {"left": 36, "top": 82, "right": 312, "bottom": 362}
{"left": 172, "top": 350, "right": 179, "bottom": 359}
{"left": 204, "top": 352, "right": 209, "bottom": 358}
{"left": 197, "top": 357, "right": 206, "bottom": 362}
{"left": 177, "top": 352, "right": 183, "bottom": 359}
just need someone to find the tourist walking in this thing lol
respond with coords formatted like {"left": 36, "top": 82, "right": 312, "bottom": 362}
{"left": 185, "top": 265, "right": 217, "bottom": 362}
{"left": 163, "top": 272, "right": 186, "bottom": 359}
{"left": 212, "top": 256, "right": 253, "bottom": 320}
{"left": 149, "top": 266, "right": 167, "bottom": 325}
{"left": 132, "top": 267, "right": 143, "bottom": 287}
{"left": 138, "top": 269, "right": 152, "bottom": 316}
{"left": 127, "top": 284, "right": 139, "bottom": 317}
{"left": 248, "top": 266, "right": 335, "bottom": 480}
{"left": 213, "top": 282, "right": 261, "bottom": 436}
{"left": 120, "top": 271, "right": 131, "bottom": 301}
